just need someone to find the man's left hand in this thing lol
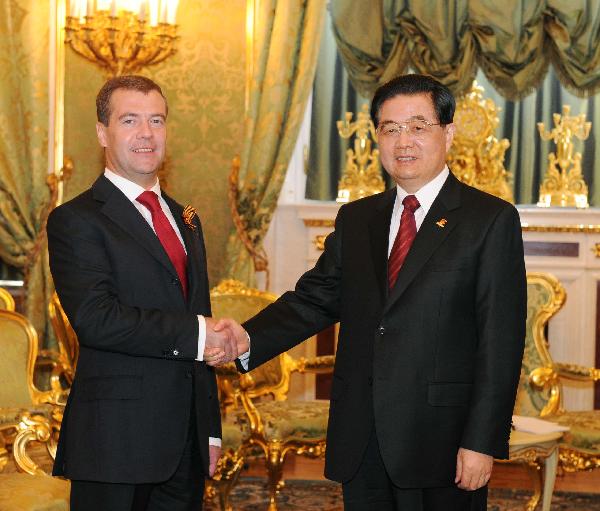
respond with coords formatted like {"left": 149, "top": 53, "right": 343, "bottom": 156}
{"left": 208, "top": 444, "right": 222, "bottom": 477}
{"left": 455, "top": 447, "right": 493, "bottom": 491}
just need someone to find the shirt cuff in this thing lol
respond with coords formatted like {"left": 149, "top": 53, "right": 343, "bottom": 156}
{"left": 237, "top": 332, "right": 251, "bottom": 370}
{"left": 196, "top": 315, "right": 206, "bottom": 361}
{"left": 209, "top": 437, "right": 221, "bottom": 447}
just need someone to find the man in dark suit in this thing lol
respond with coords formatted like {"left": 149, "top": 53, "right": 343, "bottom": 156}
{"left": 47, "top": 75, "right": 236, "bottom": 511}
{"left": 211, "top": 74, "right": 526, "bottom": 510}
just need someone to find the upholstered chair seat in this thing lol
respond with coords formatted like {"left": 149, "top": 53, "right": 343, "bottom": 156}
{"left": 547, "top": 411, "right": 600, "bottom": 455}
{"left": 239, "top": 399, "right": 330, "bottom": 442}
{"left": 0, "top": 473, "right": 69, "bottom": 511}
{"left": 0, "top": 413, "right": 69, "bottom": 511}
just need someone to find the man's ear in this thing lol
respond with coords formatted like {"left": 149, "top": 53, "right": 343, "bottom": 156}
{"left": 445, "top": 123, "right": 456, "bottom": 152}
{"left": 96, "top": 122, "right": 108, "bottom": 148}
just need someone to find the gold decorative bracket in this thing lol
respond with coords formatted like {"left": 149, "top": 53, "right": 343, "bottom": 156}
{"left": 537, "top": 105, "right": 591, "bottom": 208}
{"left": 336, "top": 104, "right": 385, "bottom": 203}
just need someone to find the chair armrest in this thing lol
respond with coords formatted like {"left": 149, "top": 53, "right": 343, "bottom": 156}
{"left": 554, "top": 362, "right": 600, "bottom": 382}
{"left": 13, "top": 413, "right": 53, "bottom": 475}
{"left": 293, "top": 355, "right": 335, "bottom": 374}
{"left": 215, "top": 362, "right": 239, "bottom": 378}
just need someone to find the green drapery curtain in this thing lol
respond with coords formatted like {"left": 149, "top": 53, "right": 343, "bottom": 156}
{"left": 308, "top": 20, "right": 600, "bottom": 205}
{"left": 223, "top": 0, "right": 327, "bottom": 286}
{"left": 331, "top": 0, "right": 600, "bottom": 101}
{"left": 306, "top": 7, "right": 371, "bottom": 201}
{"left": 0, "top": 0, "right": 54, "bottom": 343}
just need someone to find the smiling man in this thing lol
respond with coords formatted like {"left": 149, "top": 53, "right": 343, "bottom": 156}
{"left": 212, "top": 74, "right": 526, "bottom": 510}
{"left": 47, "top": 76, "right": 237, "bottom": 511}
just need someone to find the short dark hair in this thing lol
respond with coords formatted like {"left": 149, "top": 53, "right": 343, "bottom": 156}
{"left": 370, "top": 74, "right": 455, "bottom": 128}
{"left": 96, "top": 75, "right": 168, "bottom": 126}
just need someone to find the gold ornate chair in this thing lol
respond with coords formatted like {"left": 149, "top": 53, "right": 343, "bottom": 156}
{"left": 206, "top": 279, "right": 279, "bottom": 511}
{"left": 237, "top": 352, "right": 334, "bottom": 511}
{"left": 0, "top": 412, "right": 69, "bottom": 511}
{"left": 0, "top": 287, "right": 16, "bottom": 311}
{"left": 209, "top": 279, "right": 335, "bottom": 511}
{"left": 37, "top": 292, "right": 78, "bottom": 392}
{"left": 0, "top": 309, "right": 64, "bottom": 471}
{"left": 516, "top": 272, "right": 600, "bottom": 473}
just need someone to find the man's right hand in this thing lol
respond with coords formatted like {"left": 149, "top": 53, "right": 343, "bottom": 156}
{"left": 204, "top": 317, "right": 237, "bottom": 364}
{"left": 204, "top": 318, "right": 249, "bottom": 366}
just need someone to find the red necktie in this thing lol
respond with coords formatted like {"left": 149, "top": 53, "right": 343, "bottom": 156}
{"left": 388, "top": 195, "right": 420, "bottom": 290}
{"left": 136, "top": 191, "right": 188, "bottom": 298}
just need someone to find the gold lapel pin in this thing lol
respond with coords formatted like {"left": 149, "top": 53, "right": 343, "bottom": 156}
{"left": 436, "top": 218, "right": 447, "bottom": 228}
{"left": 182, "top": 205, "right": 198, "bottom": 231}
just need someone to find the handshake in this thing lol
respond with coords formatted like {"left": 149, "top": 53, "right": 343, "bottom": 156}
{"left": 203, "top": 318, "right": 249, "bottom": 366}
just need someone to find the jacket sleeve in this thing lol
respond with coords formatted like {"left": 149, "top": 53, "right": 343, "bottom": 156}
{"left": 47, "top": 204, "right": 200, "bottom": 360}
{"left": 460, "top": 204, "right": 526, "bottom": 459}
{"left": 236, "top": 206, "right": 345, "bottom": 372}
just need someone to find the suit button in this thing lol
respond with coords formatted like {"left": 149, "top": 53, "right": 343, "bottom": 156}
{"left": 171, "top": 277, "right": 179, "bottom": 285}
{"left": 185, "top": 371, "right": 192, "bottom": 379}
{"left": 378, "top": 326, "right": 385, "bottom": 335}
{"left": 173, "top": 349, "right": 179, "bottom": 356}
{"left": 368, "top": 376, "right": 373, "bottom": 386}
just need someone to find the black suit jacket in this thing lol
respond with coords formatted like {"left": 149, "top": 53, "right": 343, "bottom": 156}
{"left": 47, "top": 175, "right": 220, "bottom": 484}
{"left": 238, "top": 172, "right": 526, "bottom": 487}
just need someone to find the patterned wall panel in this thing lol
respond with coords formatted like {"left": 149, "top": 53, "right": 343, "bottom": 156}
{"left": 63, "top": 0, "right": 246, "bottom": 286}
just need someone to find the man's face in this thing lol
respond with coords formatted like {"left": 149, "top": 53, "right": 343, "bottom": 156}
{"left": 376, "top": 93, "right": 455, "bottom": 193}
{"left": 96, "top": 89, "right": 167, "bottom": 187}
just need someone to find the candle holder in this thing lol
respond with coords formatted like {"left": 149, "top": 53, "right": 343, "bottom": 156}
{"left": 65, "top": 1, "right": 179, "bottom": 77}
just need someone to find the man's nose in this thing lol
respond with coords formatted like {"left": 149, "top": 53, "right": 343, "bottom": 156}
{"left": 395, "top": 128, "right": 413, "bottom": 147}
{"left": 137, "top": 121, "right": 153, "bottom": 138}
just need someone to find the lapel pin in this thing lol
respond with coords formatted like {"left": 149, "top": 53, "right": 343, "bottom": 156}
{"left": 182, "top": 205, "right": 198, "bottom": 231}
{"left": 436, "top": 218, "right": 447, "bottom": 228}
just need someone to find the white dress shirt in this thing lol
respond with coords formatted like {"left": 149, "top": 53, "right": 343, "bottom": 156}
{"left": 103, "top": 169, "right": 220, "bottom": 447}
{"left": 388, "top": 166, "right": 449, "bottom": 255}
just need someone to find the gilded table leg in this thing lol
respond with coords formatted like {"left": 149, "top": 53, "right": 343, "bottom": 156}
{"left": 524, "top": 461, "right": 542, "bottom": 511}
{"left": 541, "top": 448, "right": 558, "bottom": 511}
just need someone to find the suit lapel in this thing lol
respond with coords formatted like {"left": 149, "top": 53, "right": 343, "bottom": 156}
{"left": 163, "top": 194, "right": 201, "bottom": 307}
{"left": 383, "top": 173, "right": 462, "bottom": 315}
{"left": 93, "top": 176, "right": 178, "bottom": 279}
{"left": 369, "top": 189, "right": 396, "bottom": 304}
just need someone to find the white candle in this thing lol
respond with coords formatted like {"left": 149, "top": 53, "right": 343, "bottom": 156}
{"left": 110, "top": 0, "right": 117, "bottom": 16}
{"left": 139, "top": 1, "right": 146, "bottom": 21}
{"left": 148, "top": 0, "right": 159, "bottom": 26}
{"left": 87, "top": 0, "right": 94, "bottom": 16}
{"left": 166, "top": 0, "right": 178, "bottom": 24}
{"left": 159, "top": 0, "right": 168, "bottom": 23}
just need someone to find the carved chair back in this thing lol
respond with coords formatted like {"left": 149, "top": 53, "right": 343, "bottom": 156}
{"left": 513, "top": 272, "right": 566, "bottom": 418}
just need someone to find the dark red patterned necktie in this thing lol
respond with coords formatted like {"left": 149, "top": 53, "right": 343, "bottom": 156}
{"left": 136, "top": 191, "right": 188, "bottom": 298}
{"left": 388, "top": 195, "right": 420, "bottom": 290}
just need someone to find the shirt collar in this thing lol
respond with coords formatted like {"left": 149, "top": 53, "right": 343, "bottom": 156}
{"left": 394, "top": 165, "right": 449, "bottom": 216}
{"left": 104, "top": 168, "right": 161, "bottom": 203}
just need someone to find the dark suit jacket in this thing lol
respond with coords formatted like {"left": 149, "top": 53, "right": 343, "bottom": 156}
{"left": 47, "top": 175, "right": 220, "bottom": 484}
{"left": 238, "top": 172, "right": 526, "bottom": 487}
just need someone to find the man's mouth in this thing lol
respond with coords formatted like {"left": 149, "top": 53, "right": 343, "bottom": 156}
{"left": 395, "top": 156, "right": 416, "bottom": 161}
{"left": 132, "top": 148, "right": 154, "bottom": 153}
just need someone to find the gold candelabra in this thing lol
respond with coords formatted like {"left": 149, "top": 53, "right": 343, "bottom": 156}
{"left": 336, "top": 104, "right": 385, "bottom": 203}
{"left": 537, "top": 105, "right": 591, "bottom": 208}
{"left": 65, "top": 0, "right": 180, "bottom": 76}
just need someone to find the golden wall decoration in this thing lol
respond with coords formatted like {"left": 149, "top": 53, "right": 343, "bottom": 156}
{"left": 447, "top": 82, "right": 513, "bottom": 203}
{"left": 63, "top": 0, "right": 246, "bottom": 285}
{"left": 336, "top": 104, "right": 385, "bottom": 203}
{"left": 537, "top": 105, "right": 591, "bottom": 208}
